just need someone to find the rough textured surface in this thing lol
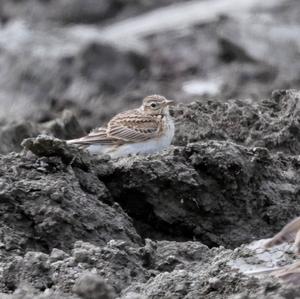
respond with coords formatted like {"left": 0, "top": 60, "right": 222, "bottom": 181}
{"left": 0, "top": 113, "right": 299, "bottom": 296}
{"left": 173, "top": 90, "right": 300, "bottom": 154}
{"left": 0, "top": 238, "right": 298, "bottom": 299}
{"left": 74, "top": 274, "right": 115, "bottom": 299}
{"left": 102, "top": 138, "right": 300, "bottom": 248}
{"left": 0, "top": 88, "right": 298, "bottom": 297}
{"left": 1, "top": 240, "right": 149, "bottom": 295}
{"left": 1, "top": 0, "right": 300, "bottom": 298}
{"left": 0, "top": 137, "right": 141, "bottom": 255}
{"left": 0, "top": 0, "right": 299, "bottom": 131}
{"left": 0, "top": 111, "right": 85, "bottom": 155}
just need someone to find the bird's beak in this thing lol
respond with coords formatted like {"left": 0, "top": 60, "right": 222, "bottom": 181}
{"left": 164, "top": 99, "right": 174, "bottom": 106}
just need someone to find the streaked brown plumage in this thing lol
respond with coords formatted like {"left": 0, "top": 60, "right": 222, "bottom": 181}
{"left": 265, "top": 216, "right": 300, "bottom": 254}
{"left": 67, "top": 95, "right": 175, "bottom": 158}
{"left": 250, "top": 217, "right": 300, "bottom": 284}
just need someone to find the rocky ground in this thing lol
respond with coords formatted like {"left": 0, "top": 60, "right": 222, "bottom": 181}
{"left": 0, "top": 0, "right": 300, "bottom": 298}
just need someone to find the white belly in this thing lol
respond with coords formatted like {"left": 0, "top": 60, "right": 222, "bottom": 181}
{"left": 86, "top": 117, "right": 175, "bottom": 158}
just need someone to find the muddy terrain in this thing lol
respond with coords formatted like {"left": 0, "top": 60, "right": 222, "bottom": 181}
{"left": 0, "top": 0, "right": 300, "bottom": 298}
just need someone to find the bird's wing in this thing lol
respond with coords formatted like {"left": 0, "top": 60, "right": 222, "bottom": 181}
{"left": 264, "top": 217, "right": 300, "bottom": 248}
{"left": 107, "top": 110, "right": 163, "bottom": 143}
{"left": 67, "top": 127, "right": 121, "bottom": 146}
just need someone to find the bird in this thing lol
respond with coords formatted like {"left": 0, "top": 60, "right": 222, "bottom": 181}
{"left": 67, "top": 95, "right": 175, "bottom": 158}
{"left": 247, "top": 217, "right": 300, "bottom": 283}
{"left": 259, "top": 217, "right": 300, "bottom": 284}
{"left": 264, "top": 216, "right": 300, "bottom": 254}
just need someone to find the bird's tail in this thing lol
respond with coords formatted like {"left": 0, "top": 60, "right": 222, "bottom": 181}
{"left": 66, "top": 138, "right": 82, "bottom": 145}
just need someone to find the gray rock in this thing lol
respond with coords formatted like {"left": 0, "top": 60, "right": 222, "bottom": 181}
{"left": 18, "top": 90, "right": 300, "bottom": 250}
{"left": 0, "top": 151, "right": 298, "bottom": 297}
{"left": 2, "top": 0, "right": 120, "bottom": 24}
{"left": 1, "top": 240, "right": 149, "bottom": 296}
{"left": 0, "top": 238, "right": 287, "bottom": 299}
{"left": 1, "top": 0, "right": 193, "bottom": 25}
{"left": 0, "top": 90, "right": 299, "bottom": 297}
{"left": 1, "top": 0, "right": 300, "bottom": 298}
{"left": 0, "top": 285, "right": 76, "bottom": 299}
{"left": 0, "top": 122, "right": 39, "bottom": 155}
{"left": 101, "top": 139, "right": 300, "bottom": 248}
{"left": 216, "top": 14, "right": 300, "bottom": 99}
{"left": 0, "top": 136, "right": 141, "bottom": 256}
{"left": 217, "top": 16, "right": 300, "bottom": 68}
{"left": 231, "top": 285, "right": 300, "bottom": 299}
{"left": 0, "top": 21, "right": 148, "bottom": 126}
{"left": 119, "top": 240, "right": 282, "bottom": 299}
{"left": 41, "top": 110, "right": 86, "bottom": 141}
{"left": 173, "top": 90, "right": 300, "bottom": 154}
{"left": 3, "top": 89, "right": 300, "bottom": 158}
{"left": 0, "top": 0, "right": 299, "bottom": 298}
{"left": 74, "top": 274, "right": 115, "bottom": 299}
{"left": 0, "top": 110, "right": 85, "bottom": 155}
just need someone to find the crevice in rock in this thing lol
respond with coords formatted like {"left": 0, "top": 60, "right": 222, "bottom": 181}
{"left": 110, "top": 188, "right": 198, "bottom": 243}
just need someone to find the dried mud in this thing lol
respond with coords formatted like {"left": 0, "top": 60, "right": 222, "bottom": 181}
{"left": 0, "top": 0, "right": 300, "bottom": 298}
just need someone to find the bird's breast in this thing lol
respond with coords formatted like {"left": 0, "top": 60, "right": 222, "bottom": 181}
{"left": 163, "top": 115, "right": 175, "bottom": 140}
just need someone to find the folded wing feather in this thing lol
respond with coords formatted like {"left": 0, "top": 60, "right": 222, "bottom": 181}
{"left": 67, "top": 109, "right": 162, "bottom": 146}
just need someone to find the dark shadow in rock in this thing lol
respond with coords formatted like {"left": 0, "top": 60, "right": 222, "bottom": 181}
{"left": 101, "top": 136, "right": 300, "bottom": 248}
{"left": 112, "top": 188, "right": 197, "bottom": 243}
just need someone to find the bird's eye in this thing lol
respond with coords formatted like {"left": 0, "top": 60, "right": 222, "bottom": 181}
{"left": 150, "top": 103, "right": 157, "bottom": 108}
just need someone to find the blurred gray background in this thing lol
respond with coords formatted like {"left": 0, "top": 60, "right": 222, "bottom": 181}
{"left": 0, "top": 0, "right": 299, "bottom": 142}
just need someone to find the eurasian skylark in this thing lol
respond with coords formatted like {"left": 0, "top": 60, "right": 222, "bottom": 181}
{"left": 67, "top": 95, "right": 175, "bottom": 158}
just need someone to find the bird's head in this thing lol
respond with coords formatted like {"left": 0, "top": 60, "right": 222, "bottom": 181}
{"left": 141, "top": 95, "right": 174, "bottom": 115}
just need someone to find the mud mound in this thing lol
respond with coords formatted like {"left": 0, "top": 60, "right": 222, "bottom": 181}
{"left": 174, "top": 90, "right": 300, "bottom": 154}
{"left": 1, "top": 0, "right": 300, "bottom": 296}
{"left": 0, "top": 138, "right": 141, "bottom": 255}
{"left": 0, "top": 90, "right": 299, "bottom": 297}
